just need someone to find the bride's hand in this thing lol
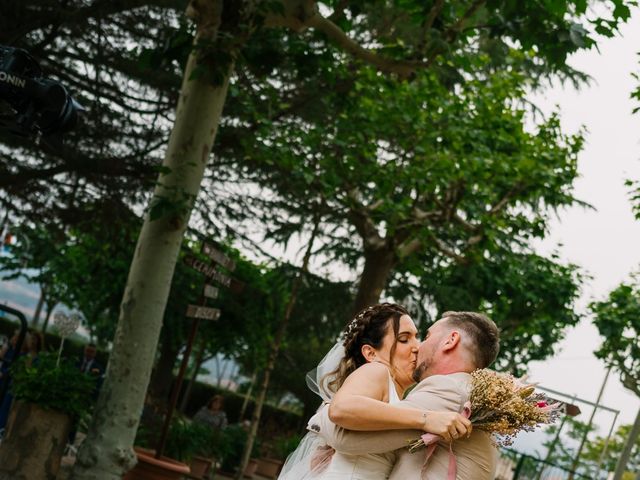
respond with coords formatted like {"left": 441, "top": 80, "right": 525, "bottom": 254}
{"left": 422, "top": 411, "right": 472, "bottom": 442}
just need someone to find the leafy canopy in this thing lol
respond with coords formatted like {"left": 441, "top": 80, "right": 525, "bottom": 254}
{"left": 591, "top": 274, "right": 640, "bottom": 397}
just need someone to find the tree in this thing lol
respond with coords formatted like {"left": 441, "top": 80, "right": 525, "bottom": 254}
{"left": 2, "top": 0, "right": 631, "bottom": 226}
{"left": 540, "top": 417, "right": 599, "bottom": 474}
{"left": 269, "top": 271, "right": 354, "bottom": 422}
{"left": 230, "top": 58, "right": 584, "bottom": 319}
{"left": 0, "top": 3, "right": 179, "bottom": 226}
{"left": 539, "top": 418, "right": 640, "bottom": 478}
{"left": 591, "top": 274, "right": 640, "bottom": 479}
{"left": 582, "top": 424, "right": 640, "bottom": 475}
{"left": 592, "top": 277, "right": 640, "bottom": 398}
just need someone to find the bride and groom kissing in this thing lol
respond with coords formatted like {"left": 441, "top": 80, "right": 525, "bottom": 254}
{"left": 279, "top": 303, "right": 501, "bottom": 480}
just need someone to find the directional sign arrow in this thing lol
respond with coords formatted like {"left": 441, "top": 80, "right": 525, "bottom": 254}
{"left": 184, "top": 256, "right": 231, "bottom": 287}
{"left": 203, "top": 284, "right": 219, "bottom": 300}
{"left": 185, "top": 305, "right": 221, "bottom": 321}
{"left": 201, "top": 242, "right": 236, "bottom": 272}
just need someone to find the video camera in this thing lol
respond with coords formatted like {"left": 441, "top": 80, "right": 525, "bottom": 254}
{"left": 0, "top": 45, "right": 83, "bottom": 142}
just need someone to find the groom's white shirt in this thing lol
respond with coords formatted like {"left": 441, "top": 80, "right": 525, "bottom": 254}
{"left": 309, "top": 372, "right": 497, "bottom": 480}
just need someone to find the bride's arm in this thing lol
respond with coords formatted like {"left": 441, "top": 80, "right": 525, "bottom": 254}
{"left": 328, "top": 363, "right": 423, "bottom": 430}
{"left": 328, "top": 363, "right": 469, "bottom": 440}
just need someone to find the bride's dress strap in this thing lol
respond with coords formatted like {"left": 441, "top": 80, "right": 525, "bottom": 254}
{"left": 387, "top": 370, "right": 401, "bottom": 404}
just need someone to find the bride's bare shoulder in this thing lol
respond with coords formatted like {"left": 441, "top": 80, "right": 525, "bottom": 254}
{"left": 335, "top": 361, "right": 390, "bottom": 398}
{"left": 350, "top": 361, "right": 389, "bottom": 380}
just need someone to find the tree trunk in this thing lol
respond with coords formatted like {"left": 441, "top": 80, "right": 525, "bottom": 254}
{"left": 239, "top": 369, "right": 258, "bottom": 421}
{"left": 31, "top": 287, "right": 45, "bottom": 326}
{"left": 235, "top": 221, "right": 319, "bottom": 480}
{"left": 613, "top": 407, "right": 640, "bottom": 480}
{"left": 41, "top": 300, "right": 56, "bottom": 335}
{"left": 217, "top": 356, "right": 230, "bottom": 388}
{"left": 352, "top": 247, "right": 397, "bottom": 313}
{"left": 148, "top": 336, "right": 182, "bottom": 404}
{"left": 179, "top": 339, "right": 206, "bottom": 413}
{"left": 69, "top": 21, "right": 233, "bottom": 480}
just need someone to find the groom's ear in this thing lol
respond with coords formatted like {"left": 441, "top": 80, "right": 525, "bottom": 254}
{"left": 361, "top": 344, "right": 377, "bottom": 362}
{"left": 442, "top": 330, "right": 461, "bottom": 352}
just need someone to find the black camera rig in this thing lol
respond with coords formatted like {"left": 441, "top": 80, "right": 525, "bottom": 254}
{"left": 0, "top": 45, "right": 83, "bottom": 141}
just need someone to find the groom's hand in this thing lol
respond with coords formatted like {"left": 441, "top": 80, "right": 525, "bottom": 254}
{"left": 422, "top": 411, "right": 472, "bottom": 442}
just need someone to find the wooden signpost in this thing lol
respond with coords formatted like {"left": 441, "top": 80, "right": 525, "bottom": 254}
{"left": 203, "top": 284, "right": 219, "bottom": 300}
{"left": 183, "top": 256, "right": 232, "bottom": 287}
{"left": 156, "top": 241, "right": 241, "bottom": 458}
{"left": 185, "top": 305, "right": 221, "bottom": 321}
{"left": 202, "top": 242, "right": 236, "bottom": 271}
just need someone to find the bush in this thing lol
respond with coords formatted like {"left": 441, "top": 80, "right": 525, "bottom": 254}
{"left": 219, "top": 424, "right": 260, "bottom": 473}
{"left": 164, "top": 417, "right": 212, "bottom": 463}
{"left": 273, "top": 434, "right": 303, "bottom": 460}
{"left": 10, "top": 352, "right": 97, "bottom": 417}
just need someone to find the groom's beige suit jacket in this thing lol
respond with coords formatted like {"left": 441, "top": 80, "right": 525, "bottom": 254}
{"left": 311, "top": 372, "right": 497, "bottom": 480}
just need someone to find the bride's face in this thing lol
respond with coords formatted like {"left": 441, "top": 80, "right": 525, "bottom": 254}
{"left": 374, "top": 315, "right": 420, "bottom": 389}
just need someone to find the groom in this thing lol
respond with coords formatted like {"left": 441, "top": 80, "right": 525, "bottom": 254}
{"left": 310, "top": 311, "right": 500, "bottom": 479}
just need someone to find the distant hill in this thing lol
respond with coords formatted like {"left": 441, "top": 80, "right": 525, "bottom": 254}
{"left": 0, "top": 275, "right": 40, "bottom": 320}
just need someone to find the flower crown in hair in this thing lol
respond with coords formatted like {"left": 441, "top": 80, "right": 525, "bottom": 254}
{"left": 341, "top": 305, "right": 376, "bottom": 344}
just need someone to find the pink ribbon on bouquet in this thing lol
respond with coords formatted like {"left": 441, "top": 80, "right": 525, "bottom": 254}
{"left": 420, "top": 401, "right": 472, "bottom": 480}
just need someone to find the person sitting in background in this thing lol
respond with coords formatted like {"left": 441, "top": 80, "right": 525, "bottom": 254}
{"left": 27, "top": 330, "right": 44, "bottom": 367}
{"left": 193, "top": 394, "right": 228, "bottom": 431}
{"left": 66, "top": 342, "right": 104, "bottom": 450}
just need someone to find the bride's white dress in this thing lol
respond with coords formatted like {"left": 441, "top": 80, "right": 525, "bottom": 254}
{"left": 318, "top": 372, "right": 400, "bottom": 480}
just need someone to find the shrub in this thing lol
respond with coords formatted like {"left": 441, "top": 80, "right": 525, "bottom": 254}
{"left": 219, "top": 424, "right": 260, "bottom": 473}
{"left": 10, "top": 352, "right": 97, "bottom": 417}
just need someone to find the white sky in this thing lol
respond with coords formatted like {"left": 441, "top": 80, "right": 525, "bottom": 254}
{"left": 522, "top": 10, "right": 640, "bottom": 437}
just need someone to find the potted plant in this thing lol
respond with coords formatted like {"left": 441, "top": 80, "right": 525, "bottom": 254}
{"left": 165, "top": 418, "right": 220, "bottom": 479}
{"left": 256, "top": 434, "right": 302, "bottom": 479}
{"left": 0, "top": 352, "right": 97, "bottom": 480}
{"left": 123, "top": 447, "right": 191, "bottom": 480}
{"left": 218, "top": 424, "right": 260, "bottom": 478}
{"left": 124, "top": 416, "right": 198, "bottom": 480}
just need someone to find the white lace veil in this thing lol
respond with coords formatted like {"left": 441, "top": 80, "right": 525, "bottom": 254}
{"left": 278, "top": 340, "right": 345, "bottom": 479}
{"left": 305, "top": 341, "right": 345, "bottom": 402}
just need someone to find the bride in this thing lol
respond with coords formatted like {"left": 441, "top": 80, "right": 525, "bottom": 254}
{"left": 280, "top": 303, "right": 471, "bottom": 480}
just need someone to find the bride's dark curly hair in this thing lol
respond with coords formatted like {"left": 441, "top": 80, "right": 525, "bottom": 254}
{"left": 325, "top": 303, "right": 409, "bottom": 394}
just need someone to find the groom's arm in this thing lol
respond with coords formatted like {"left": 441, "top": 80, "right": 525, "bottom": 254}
{"left": 311, "top": 405, "right": 419, "bottom": 455}
{"left": 311, "top": 376, "right": 464, "bottom": 455}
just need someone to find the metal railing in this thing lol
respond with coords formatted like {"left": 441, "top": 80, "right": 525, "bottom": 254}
{"left": 0, "top": 304, "right": 28, "bottom": 404}
{"left": 496, "top": 449, "right": 592, "bottom": 480}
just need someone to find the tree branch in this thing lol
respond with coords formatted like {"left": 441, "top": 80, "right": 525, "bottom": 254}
{"left": 304, "top": 14, "right": 428, "bottom": 77}
{"left": 346, "top": 189, "right": 385, "bottom": 249}
{"left": 488, "top": 184, "right": 522, "bottom": 215}
{"left": 447, "top": 0, "right": 486, "bottom": 38}
{"left": 425, "top": 0, "right": 445, "bottom": 31}
{"left": 433, "top": 237, "right": 467, "bottom": 264}
{"left": 397, "top": 238, "right": 422, "bottom": 259}
{"left": 453, "top": 212, "right": 479, "bottom": 232}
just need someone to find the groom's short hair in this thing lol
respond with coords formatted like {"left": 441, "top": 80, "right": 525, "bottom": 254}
{"left": 441, "top": 311, "right": 500, "bottom": 368}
